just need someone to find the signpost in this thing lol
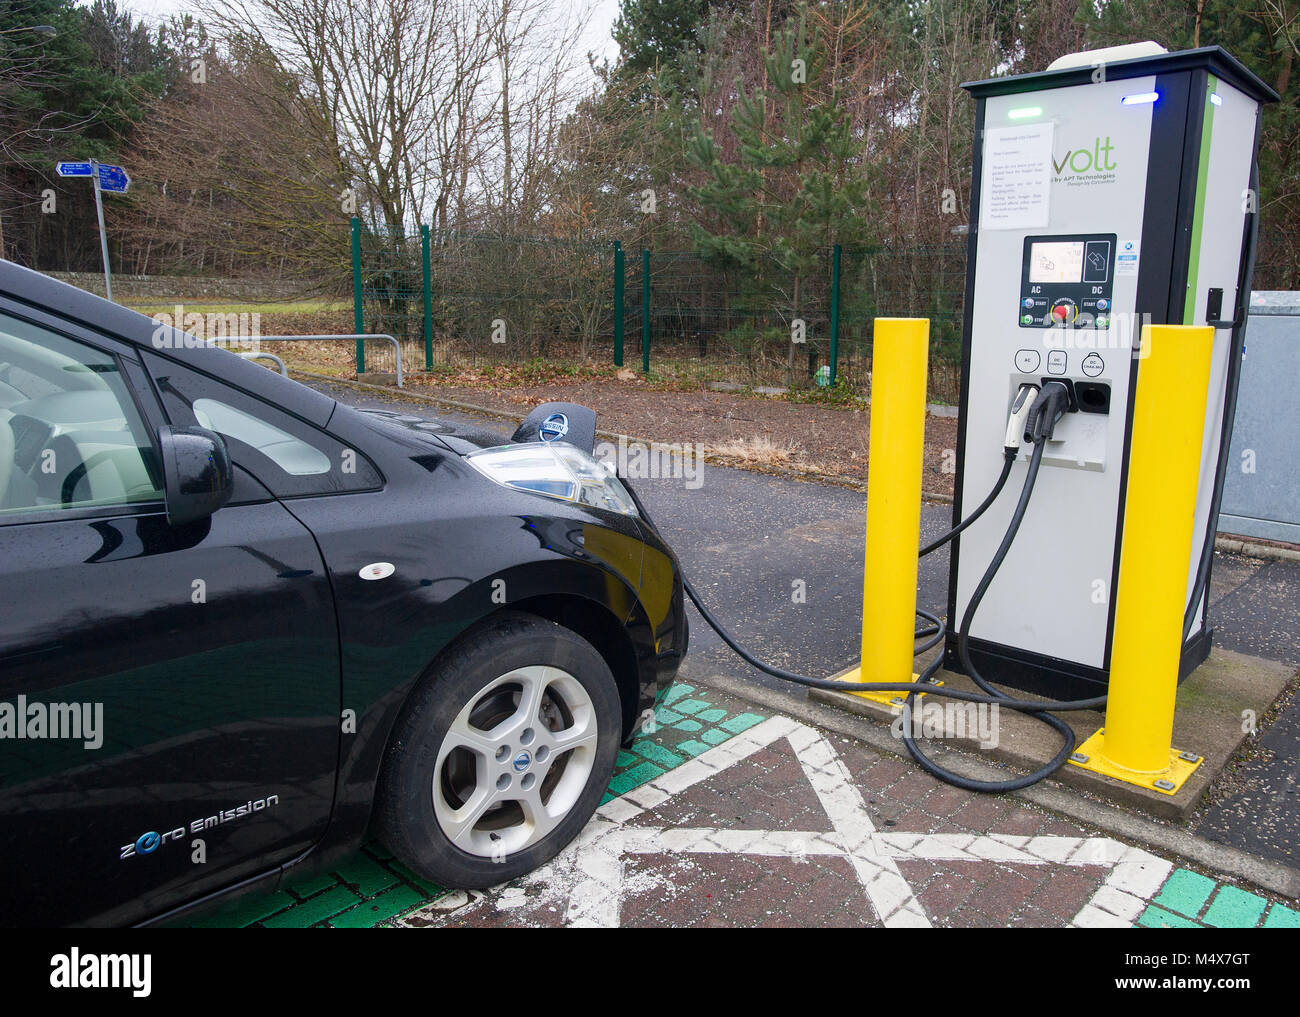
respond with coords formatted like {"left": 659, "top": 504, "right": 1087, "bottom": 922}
{"left": 56, "top": 159, "right": 130, "bottom": 302}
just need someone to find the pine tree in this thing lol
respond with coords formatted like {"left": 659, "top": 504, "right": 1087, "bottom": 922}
{"left": 685, "top": 4, "right": 871, "bottom": 384}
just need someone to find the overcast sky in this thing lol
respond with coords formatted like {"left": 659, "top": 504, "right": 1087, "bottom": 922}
{"left": 123, "top": 0, "right": 625, "bottom": 71}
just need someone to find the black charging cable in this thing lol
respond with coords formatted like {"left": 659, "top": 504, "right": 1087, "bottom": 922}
{"left": 629, "top": 380, "right": 1112, "bottom": 793}
{"left": 919, "top": 379, "right": 1035, "bottom": 558}
{"left": 919, "top": 454, "right": 1013, "bottom": 558}
{"left": 902, "top": 384, "right": 1106, "bottom": 791}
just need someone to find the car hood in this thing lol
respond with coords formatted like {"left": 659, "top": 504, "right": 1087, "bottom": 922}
{"left": 351, "top": 407, "right": 509, "bottom": 455}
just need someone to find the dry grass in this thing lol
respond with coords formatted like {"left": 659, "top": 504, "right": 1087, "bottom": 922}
{"left": 707, "top": 435, "right": 803, "bottom": 467}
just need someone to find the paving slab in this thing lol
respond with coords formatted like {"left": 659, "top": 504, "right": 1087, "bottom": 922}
{"left": 392, "top": 697, "right": 1295, "bottom": 929}
{"left": 186, "top": 679, "right": 1297, "bottom": 928}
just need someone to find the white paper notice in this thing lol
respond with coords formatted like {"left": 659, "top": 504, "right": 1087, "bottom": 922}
{"left": 980, "top": 123, "right": 1054, "bottom": 231}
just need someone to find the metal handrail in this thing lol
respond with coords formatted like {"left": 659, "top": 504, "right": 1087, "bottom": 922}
{"left": 237, "top": 351, "right": 288, "bottom": 376}
{"left": 254, "top": 334, "right": 404, "bottom": 386}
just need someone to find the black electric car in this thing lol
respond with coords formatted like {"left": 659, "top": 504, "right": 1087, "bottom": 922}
{"left": 0, "top": 261, "right": 687, "bottom": 927}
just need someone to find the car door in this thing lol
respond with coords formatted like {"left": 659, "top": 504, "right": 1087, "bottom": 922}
{"left": 0, "top": 310, "right": 341, "bottom": 927}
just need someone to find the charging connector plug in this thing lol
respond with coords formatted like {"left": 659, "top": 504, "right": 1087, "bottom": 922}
{"left": 1005, "top": 383, "right": 1039, "bottom": 454}
{"left": 1024, "top": 380, "right": 1072, "bottom": 444}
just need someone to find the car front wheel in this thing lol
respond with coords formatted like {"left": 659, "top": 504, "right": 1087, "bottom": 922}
{"left": 375, "top": 611, "right": 623, "bottom": 888}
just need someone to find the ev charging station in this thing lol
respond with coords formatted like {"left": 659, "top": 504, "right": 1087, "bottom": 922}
{"left": 696, "top": 42, "right": 1280, "bottom": 797}
{"left": 947, "top": 44, "right": 1278, "bottom": 702}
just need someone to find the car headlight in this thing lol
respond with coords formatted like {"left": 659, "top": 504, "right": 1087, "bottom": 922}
{"left": 466, "top": 443, "right": 639, "bottom": 516}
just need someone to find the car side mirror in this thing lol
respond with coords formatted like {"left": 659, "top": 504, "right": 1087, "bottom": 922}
{"left": 512, "top": 402, "right": 597, "bottom": 452}
{"left": 158, "top": 425, "right": 233, "bottom": 526}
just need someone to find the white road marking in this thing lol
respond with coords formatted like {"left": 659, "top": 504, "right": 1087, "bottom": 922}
{"left": 398, "top": 716, "right": 1173, "bottom": 928}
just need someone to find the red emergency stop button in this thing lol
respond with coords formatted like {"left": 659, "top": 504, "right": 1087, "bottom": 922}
{"left": 1051, "top": 304, "right": 1070, "bottom": 322}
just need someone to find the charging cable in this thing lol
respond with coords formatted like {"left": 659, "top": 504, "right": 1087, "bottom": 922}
{"left": 630, "top": 380, "right": 1111, "bottom": 793}
{"left": 908, "top": 382, "right": 1108, "bottom": 792}
{"left": 919, "top": 382, "right": 1037, "bottom": 557}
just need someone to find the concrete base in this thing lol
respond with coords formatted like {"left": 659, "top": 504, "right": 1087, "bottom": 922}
{"left": 809, "top": 646, "right": 1292, "bottom": 820}
{"left": 358, "top": 371, "right": 398, "bottom": 386}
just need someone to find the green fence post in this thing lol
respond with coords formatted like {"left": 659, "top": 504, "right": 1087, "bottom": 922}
{"left": 351, "top": 216, "right": 364, "bottom": 374}
{"left": 421, "top": 224, "right": 433, "bottom": 371}
{"left": 641, "top": 248, "right": 650, "bottom": 374}
{"left": 613, "top": 241, "right": 625, "bottom": 367}
{"left": 829, "top": 242, "right": 842, "bottom": 385}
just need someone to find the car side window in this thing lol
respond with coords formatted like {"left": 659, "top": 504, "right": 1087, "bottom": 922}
{"left": 144, "top": 352, "right": 381, "bottom": 497}
{"left": 0, "top": 314, "right": 163, "bottom": 519}
{"left": 192, "top": 398, "right": 332, "bottom": 476}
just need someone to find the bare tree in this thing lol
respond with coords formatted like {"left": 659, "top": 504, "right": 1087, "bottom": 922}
{"left": 197, "top": 0, "right": 589, "bottom": 236}
{"left": 461, "top": 0, "right": 594, "bottom": 232}
{"left": 200, "top": 0, "right": 496, "bottom": 231}
{"left": 117, "top": 36, "right": 353, "bottom": 286}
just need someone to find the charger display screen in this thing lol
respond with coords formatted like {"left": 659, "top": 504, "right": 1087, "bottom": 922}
{"left": 1028, "top": 242, "right": 1085, "bottom": 283}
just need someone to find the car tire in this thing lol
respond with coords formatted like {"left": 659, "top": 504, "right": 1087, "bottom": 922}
{"left": 374, "top": 611, "right": 623, "bottom": 889}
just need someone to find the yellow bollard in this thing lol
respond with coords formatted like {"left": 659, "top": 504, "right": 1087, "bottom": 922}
{"left": 1069, "top": 324, "right": 1214, "bottom": 794}
{"left": 842, "top": 318, "right": 930, "bottom": 704}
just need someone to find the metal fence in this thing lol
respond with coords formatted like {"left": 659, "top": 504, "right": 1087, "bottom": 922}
{"left": 349, "top": 220, "right": 427, "bottom": 378}
{"left": 618, "top": 244, "right": 967, "bottom": 401}
{"left": 351, "top": 219, "right": 615, "bottom": 379}
{"left": 351, "top": 220, "right": 1298, "bottom": 405}
{"left": 350, "top": 219, "right": 968, "bottom": 400}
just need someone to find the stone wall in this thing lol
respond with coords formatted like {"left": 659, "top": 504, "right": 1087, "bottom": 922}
{"left": 45, "top": 273, "right": 305, "bottom": 302}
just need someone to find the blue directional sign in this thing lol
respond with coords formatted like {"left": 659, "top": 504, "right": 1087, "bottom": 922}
{"left": 55, "top": 160, "right": 130, "bottom": 192}
{"left": 95, "top": 164, "right": 130, "bottom": 193}
{"left": 56, "top": 161, "right": 94, "bottom": 178}
{"left": 55, "top": 158, "right": 130, "bottom": 302}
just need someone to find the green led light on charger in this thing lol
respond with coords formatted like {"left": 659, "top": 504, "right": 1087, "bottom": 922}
{"left": 1007, "top": 106, "right": 1043, "bottom": 120}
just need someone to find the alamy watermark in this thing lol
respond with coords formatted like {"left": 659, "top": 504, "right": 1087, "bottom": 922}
{"left": 151, "top": 305, "right": 261, "bottom": 350}
{"left": 891, "top": 699, "right": 1000, "bottom": 750}
{"left": 50, "top": 949, "right": 150, "bottom": 997}
{"left": 0, "top": 695, "right": 103, "bottom": 749}
{"left": 1038, "top": 311, "right": 1153, "bottom": 357}
{"left": 595, "top": 436, "right": 704, "bottom": 490}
